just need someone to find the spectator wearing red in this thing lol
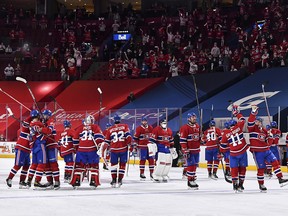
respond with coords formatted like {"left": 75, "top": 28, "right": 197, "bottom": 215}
{"left": 39, "top": 15, "right": 48, "bottom": 30}
{"left": 54, "top": 14, "right": 62, "bottom": 30}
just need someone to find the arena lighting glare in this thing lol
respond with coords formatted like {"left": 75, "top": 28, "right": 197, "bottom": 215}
{"left": 97, "top": 87, "right": 102, "bottom": 94}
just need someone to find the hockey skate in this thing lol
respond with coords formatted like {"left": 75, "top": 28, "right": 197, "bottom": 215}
{"left": 72, "top": 179, "right": 81, "bottom": 190}
{"left": 238, "top": 182, "right": 244, "bottom": 192}
{"left": 233, "top": 183, "right": 239, "bottom": 193}
{"left": 152, "top": 175, "right": 161, "bottom": 183}
{"left": 44, "top": 181, "right": 54, "bottom": 190}
{"left": 34, "top": 181, "right": 47, "bottom": 190}
{"left": 150, "top": 174, "right": 154, "bottom": 181}
{"left": 211, "top": 172, "right": 218, "bottom": 180}
{"left": 259, "top": 184, "right": 267, "bottom": 192}
{"left": 19, "top": 181, "right": 29, "bottom": 189}
{"left": 103, "top": 163, "right": 109, "bottom": 171}
{"left": 187, "top": 181, "right": 199, "bottom": 190}
{"left": 265, "top": 172, "right": 273, "bottom": 179}
{"left": 89, "top": 180, "right": 97, "bottom": 189}
{"left": 64, "top": 173, "right": 71, "bottom": 183}
{"left": 162, "top": 176, "right": 169, "bottom": 183}
{"left": 140, "top": 174, "right": 146, "bottom": 181}
{"left": 110, "top": 178, "right": 117, "bottom": 188}
{"left": 117, "top": 178, "right": 123, "bottom": 188}
{"left": 278, "top": 178, "right": 288, "bottom": 187}
{"left": 6, "top": 178, "right": 12, "bottom": 188}
{"left": 54, "top": 181, "right": 60, "bottom": 190}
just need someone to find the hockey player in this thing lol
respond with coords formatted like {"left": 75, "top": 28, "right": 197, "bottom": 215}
{"left": 133, "top": 116, "right": 154, "bottom": 180}
{"left": 101, "top": 114, "right": 132, "bottom": 187}
{"left": 179, "top": 113, "right": 201, "bottom": 189}
{"left": 265, "top": 121, "right": 281, "bottom": 177}
{"left": 26, "top": 111, "right": 53, "bottom": 189}
{"left": 70, "top": 115, "right": 104, "bottom": 189}
{"left": 150, "top": 119, "right": 176, "bottom": 183}
{"left": 202, "top": 120, "right": 222, "bottom": 179}
{"left": 219, "top": 121, "right": 231, "bottom": 177}
{"left": 59, "top": 120, "right": 77, "bottom": 182}
{"left": 42, "top": 109, "right": 60, "bottom": 189}
{"left": 6, "top": 110, "right": 35, "bottom": 188}
{"left": 221, "top": 106, "right": 248, "bottom": 192}
{"left": 248, "top": 105, "right": 288, "bottom": 192}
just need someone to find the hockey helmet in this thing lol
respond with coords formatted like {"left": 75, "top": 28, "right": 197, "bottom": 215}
{"left": 63, "top": 120, "right": 71, "bottom": 128}
{"left": 229, "top": 119, "right": 237, "bottom": 127}
{"left": 187, "top": 112, "right": 197, "bottom": 119}
{"left": 224, "top": 121, "right": 230, "bottom": 129}
{"left": 256, "top": 117, "right": 263, "bottom": 123}
{"left": 106, "top": 123, "right": 112, "bottom": 129}
{"left": 271, "top": 121, "right": 277, "bottom": 128}
{"left": 42, "top": 109, "right": 52, "bottom": 117}
{"left": 141, "top": 116, "right": 148, "bottom": 122}
{"left": 209, "top": 120, "right": 216, "bottom": 127}
{"left": 113, "top": 114, "right": 121, "bottom": 123}
{"left": 30, "top": 110, "right": 40, "bottom": 118}
{"left": 266, "top": 124, "right": 271, "bottom": 130}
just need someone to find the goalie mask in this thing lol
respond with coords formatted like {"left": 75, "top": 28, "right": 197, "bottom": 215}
{"left": 160, "top": 119, "right": 167, "bottom": 129}
{"left": 84, "top": 115, "right": 95, "bottom": 125}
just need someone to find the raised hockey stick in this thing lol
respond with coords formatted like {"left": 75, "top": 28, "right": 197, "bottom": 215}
{"left": 210, "top": 104, "right": 214, "bottom": 120}
{"left": 97, "top": 87, "right": 102, "bottom": 125}
{"left": 192, "top": 74, "right": 202, "bottom": 134}
{"left": 228, "top": 100, "right": 234, "bottom": 120}
{"left": 261, "top": 82, "right": 271, "bottom": 124}
{"left": 16, "top": 77, "right": 44, "bottom": 119}
{"left": 0, "top": 88, "right": 31, "bottom": 111}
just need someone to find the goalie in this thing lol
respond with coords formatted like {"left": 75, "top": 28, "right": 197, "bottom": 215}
{"left": 149, "top": 119, "right": 177, "bottom": 182}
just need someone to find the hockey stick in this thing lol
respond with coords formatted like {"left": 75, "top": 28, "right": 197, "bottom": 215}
{"left": 97, "top": 87, "right": 102, "bottom": 125}
{"left": 16, "top": 77, "right": 44, "bottom": 119}
{"left": 228, "top": 100, "right": 234, "bottom": 120}
{"left": 261, "top": 82, "right": 271, "bottom": 125}
{"left": 192, "top": 74, "right": 202, "bottom": 134}
{"left": 126, "top": 123, "right": 135, "bottom": 177}
{"left": 210, "top": 104, "right": 214, "bottom": 120}
{"left": 218, "top": 153, "right": 232, "bottom": 184}
{"left": 0, "top": 88, "right": 31, "bottom": 111}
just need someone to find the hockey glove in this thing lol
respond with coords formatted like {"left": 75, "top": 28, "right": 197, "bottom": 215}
{"left": 251, "top": 105, "right": 259, "bottom": 115}
{"left": 232, "top": 105, "right": 239, "bottom": 116}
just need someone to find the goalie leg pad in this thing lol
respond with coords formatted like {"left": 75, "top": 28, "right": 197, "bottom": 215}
{"left": 153, "top": 152, "right": 166, "bottom": 179}
{"left": 162, "top": 153, "right": 172, "bottom": 177}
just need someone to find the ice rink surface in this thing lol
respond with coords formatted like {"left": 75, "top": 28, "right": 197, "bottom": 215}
{"left": 1, "top": 158, "right": 288, "bottom": 216}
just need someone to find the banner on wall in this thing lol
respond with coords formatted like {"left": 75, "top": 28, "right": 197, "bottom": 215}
{"left": 0, "top": 142, "right": 16, "bottom": 157}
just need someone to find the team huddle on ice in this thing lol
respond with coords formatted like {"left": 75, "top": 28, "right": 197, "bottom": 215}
{"left": 5, "top": 104, "right": 288, "bottom": 192}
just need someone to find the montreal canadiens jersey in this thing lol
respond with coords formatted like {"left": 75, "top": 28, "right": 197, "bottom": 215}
{"left": 179, "top": 123, "right": 201, "bottom": 153}
{"left": 15, "top": 116, "right": 33, "bottom": 153}
{"left": 76, "top": 124, "right": 104, "bottom": 152}
{"left": 202, "top": 127, "right": 221, "bottom": 150}
{"left": 270, "top": 128, "right": 281, "bottom": 147}
{"left": 45, "top": 118, "right": 57, "bottom": 149}
{"left": 105, "top": 123, "right": 132, "bottom": 153}
{"left": 221, "top": 113, "right": 248, "bottom": 156}
{"left": 133, "top": 124, "right": 153, "bottom": 149}
{"left": 59, "top": 128, "right": 77, "bottom": 156}
{"left": 248, "top": 113, "right": 272, "bottom": 152}
{"left": 150, "top": 126, "right": 173, "bottom": 148}
{"left": 219, "top": 128, "right": 231, "bottom": 153}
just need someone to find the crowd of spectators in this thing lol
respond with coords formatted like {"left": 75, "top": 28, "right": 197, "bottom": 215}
{"left": 0, "top": 2, "right": 120, "bottom": 81}
{"left": 107, "top": 0, "right": 288, "bottom": 80}
{"left": 0, "top": 1, "right": 287, "bottom": 81}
